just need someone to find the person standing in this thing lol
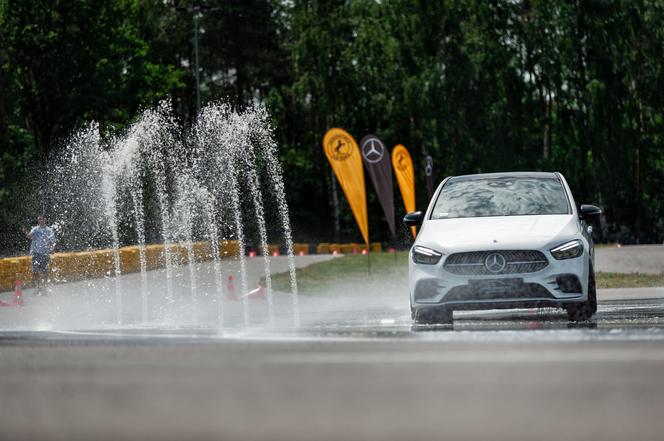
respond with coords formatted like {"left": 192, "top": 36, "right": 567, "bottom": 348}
{"left": 23, "top": 215, "right": 56, "bottom": 295}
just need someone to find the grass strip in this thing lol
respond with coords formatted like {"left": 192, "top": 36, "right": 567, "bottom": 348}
{"left": 596, "top": 272, "right": 664, "bottom": 289}
{"left": 271, "top": 252, "right": 408, "bottom": 294}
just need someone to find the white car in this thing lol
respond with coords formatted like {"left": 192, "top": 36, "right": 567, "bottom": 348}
{"left": 404, "top": 172, "right": 601, "bottom": 325}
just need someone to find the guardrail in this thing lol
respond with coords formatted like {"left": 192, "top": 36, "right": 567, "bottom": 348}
{"left": 0, "top": 241, "right": 239, "bottom": 292}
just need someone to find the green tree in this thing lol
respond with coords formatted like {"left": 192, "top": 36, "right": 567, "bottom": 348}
{"left": 0, "top": 0, "right": 183, "bottom": 254}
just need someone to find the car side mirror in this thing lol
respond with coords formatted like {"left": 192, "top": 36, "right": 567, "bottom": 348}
{"left": 579, "top": 204, "right": 602, "bottom": 221}
{"left": 403, "top": 211, "right": 424, "bottom": 227}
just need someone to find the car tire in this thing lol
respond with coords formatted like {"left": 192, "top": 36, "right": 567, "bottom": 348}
{"left": 566, "top": 263, "right": 597, "bottom": 322}
{"left": 414, "top": 307, "right": 453, "bottom": 325}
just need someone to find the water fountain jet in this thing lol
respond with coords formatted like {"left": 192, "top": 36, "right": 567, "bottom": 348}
{"left": 45, "top": 101, "right": 298, "bottom": 330}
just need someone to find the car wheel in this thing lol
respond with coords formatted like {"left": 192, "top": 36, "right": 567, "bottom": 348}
{"left": 414, "top": 307, "right": 453, "bottom": 325}
{"left": 566, "top": 263, "right": 597, "bottom": 321}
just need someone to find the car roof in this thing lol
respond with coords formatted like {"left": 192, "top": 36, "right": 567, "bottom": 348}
{"left": 448, "top": 171, "right": 559, "bottom": 182}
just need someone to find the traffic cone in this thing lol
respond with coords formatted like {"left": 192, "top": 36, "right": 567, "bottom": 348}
{"left": 0, "top": 280, "right": 24, "bottom": 307}
{"left": 225, "top": 275, "right": 238, "bottom": 301}
{"left": 240, "top": 285, "right": 265, "bottom": 301}
{"left": 13, "top": 280, "right": 24, "bottom": 306}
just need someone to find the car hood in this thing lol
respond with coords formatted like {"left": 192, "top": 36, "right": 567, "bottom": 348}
{"left": 417, "top": 214, "right": 580, "bottom": 252}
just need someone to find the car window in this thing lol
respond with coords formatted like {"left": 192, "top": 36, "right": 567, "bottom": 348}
{"left": 431, "top": 176, "right": 570, "bottom": 219}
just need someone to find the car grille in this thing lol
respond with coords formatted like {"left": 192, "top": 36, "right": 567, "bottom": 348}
{"left": 443, "top": 250, "right": 548, "bottom": 275}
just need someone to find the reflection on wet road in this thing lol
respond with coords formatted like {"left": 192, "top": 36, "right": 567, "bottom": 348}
{"left": 2, "top": 293, "right": 664, "bottom": 441}
{"left": 3, "top": 296, "right": 664, "bottom": 343}
{"left": 293, "top": 297, "right": 664, "bottom": 341}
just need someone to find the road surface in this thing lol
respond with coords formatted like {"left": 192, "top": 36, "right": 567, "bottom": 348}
{"left": 0, "top": 248, "right": 663, "bottom": 441}
{"left": 595, "top": 244, "right": 664, "bottom": 274}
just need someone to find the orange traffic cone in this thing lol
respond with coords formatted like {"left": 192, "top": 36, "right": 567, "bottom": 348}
{"left": 13, "top": 280, "right": 24, "bottom": 306}
{"left": 240, "top": 285, "right": 265, "bottom": 301}
{"left": 225, "top": 275, "right": 238, "bottom": 301}
{"left": 0, "top": 280, "right": 24, "bottom": 307}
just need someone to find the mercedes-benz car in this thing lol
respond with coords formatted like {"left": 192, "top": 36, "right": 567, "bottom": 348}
{"left": 404, "top": 171, "right": 601, "bottom": 325}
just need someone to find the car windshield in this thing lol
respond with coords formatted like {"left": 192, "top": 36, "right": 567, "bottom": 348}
{"left": 431, "top": 176, "right": 570, "bottom": 219}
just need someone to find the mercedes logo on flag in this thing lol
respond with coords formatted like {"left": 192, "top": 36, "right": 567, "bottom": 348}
{"left": 361, "top": 138, "right": 385, "bottom": 164}
{"left": 485, "top": 253, "right": 506, "bottom": 273}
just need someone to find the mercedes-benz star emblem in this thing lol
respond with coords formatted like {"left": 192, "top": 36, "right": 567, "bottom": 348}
{"left": 485, "top": 253, "right": 506, "bottom": 273}
{"left": 361, "top": 138, "right": 385, "bottom": 164}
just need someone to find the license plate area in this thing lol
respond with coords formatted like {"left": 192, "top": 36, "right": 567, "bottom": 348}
{"left": 468, "top": 278, "right": 524, "bottom": 294}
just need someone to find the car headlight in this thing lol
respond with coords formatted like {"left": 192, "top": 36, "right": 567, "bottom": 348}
{"left": 412, "top": 246, "right": 443, "bottom": 265}
{"left": 550, "top": 240, "right": 583, "bottom": 260}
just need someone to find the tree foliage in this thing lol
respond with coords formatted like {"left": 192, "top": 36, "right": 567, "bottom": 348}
{"left": 1, "top": 0, "right": 664, "bottom": 253}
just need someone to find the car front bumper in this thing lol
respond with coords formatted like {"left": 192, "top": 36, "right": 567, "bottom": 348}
{"left": 409, "top": 249, "right": 590, "bottom": 311}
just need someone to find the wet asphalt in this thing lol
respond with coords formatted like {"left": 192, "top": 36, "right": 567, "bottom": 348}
{"left": 1, "top": 249, "right": 664, "bottom": 441}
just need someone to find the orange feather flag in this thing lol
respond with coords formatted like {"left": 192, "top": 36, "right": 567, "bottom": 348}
{"left": 323, "top": 128, "right": 369, "bottom": 245}
{"left": 392, "top": 144, "right": 416, "bottom": 238}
